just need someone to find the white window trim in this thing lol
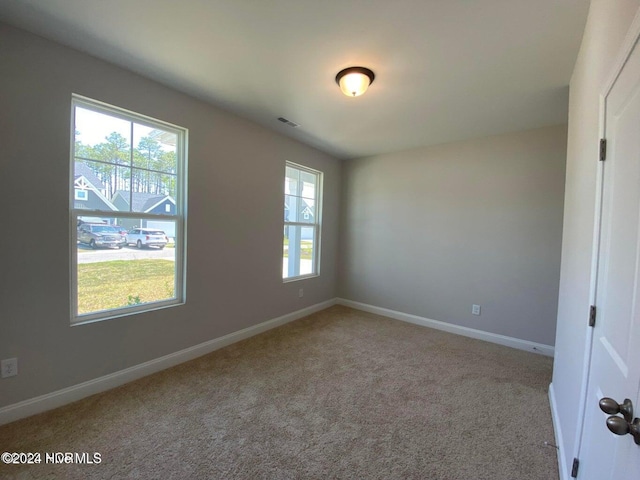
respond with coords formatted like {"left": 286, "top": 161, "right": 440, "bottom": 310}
{"left": 283, "top": 161, "right": 322, "bottom": 282}
{"left": 69, "top": 94, "right": 188, "bottom": 325}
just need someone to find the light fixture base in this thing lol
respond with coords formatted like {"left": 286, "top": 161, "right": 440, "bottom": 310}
{"left": 335, "top": 67, "right": 375, "bottom": 97}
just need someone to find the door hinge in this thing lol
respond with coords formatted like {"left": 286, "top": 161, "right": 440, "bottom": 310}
{"left": 589, "top": 305, "right": 597, "bottom": 327}
{"left": 571, "top": 457, "right": 580, "bottom": 478}
{"left": 600, "top": 138, "right": 607, "bottom": 161}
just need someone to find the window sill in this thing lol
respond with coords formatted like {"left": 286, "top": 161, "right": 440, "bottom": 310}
{"left": 71, "top": 300, "right": 184, "bottom": 327}
{"left": 283, "top": 273, "right": 319, "bottom": 283}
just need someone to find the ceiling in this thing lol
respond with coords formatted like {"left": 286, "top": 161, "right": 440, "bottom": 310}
{"left": 0, "top": 0, "right": 590, "bottom": 160}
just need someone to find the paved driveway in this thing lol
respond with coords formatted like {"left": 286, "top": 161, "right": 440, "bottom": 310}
{"left": 77, "top": 245, "right": 176, "bottom": 263}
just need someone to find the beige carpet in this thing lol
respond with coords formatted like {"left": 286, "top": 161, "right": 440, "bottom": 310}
{"left": 0, "top": 306, "right": 558, "bottom": 480}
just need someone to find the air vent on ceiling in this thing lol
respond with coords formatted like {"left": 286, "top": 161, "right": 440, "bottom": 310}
{"left": 277, "top": 117, "right": 300, "bottom": 128}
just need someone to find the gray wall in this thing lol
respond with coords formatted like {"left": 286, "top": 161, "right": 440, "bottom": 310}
{"left": 551, "top": 0, "right": 640, "bottom": 474}
{"left": 0, "top": 18, "right": 574, "bottom": 413}
{"left": 0, "top": 23, "right": 340, "bottom": 408}
{"left": 339, "top": 125, "right": 567, "bottom": 346}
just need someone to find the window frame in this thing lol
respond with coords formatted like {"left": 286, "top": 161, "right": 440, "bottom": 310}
{"left": 69, "top": 94, "right": 188, "bottom": 325}
{"left": 283, "top": 161, "right": 322, "bottom": 282}
{"left": 74, "top": 188, "right": 88, "bottom": 201}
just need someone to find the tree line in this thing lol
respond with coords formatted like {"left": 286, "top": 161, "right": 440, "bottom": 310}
{"left": 75, "top": 131, "right": 177, "bottom": 199}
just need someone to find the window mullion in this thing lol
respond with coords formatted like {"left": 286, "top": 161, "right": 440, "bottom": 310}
{"left": 129, "top": 121, "right": 134, "bottom": 211}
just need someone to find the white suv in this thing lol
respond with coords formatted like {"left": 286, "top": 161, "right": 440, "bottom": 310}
{"left": 126, "top": 228, "right": 169, "bottom": 249}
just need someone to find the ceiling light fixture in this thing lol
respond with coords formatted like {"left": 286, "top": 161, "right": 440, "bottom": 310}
{"left": 335, "top": 67, "right": 375, "bottom": 97}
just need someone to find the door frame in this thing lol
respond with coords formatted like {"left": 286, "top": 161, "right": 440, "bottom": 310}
{"left": 571, "top": 9, "right": 640, "bottom": 476}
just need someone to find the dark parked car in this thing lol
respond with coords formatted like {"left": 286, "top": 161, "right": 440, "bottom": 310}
{"left": 78, "top": 223, "right": 126, "bottom": 249}
{"left": 112, "top": 225, "right": 128, "bottom": 235}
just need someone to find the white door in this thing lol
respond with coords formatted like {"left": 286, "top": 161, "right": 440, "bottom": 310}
{"left": 578, "top": 34, "right": 640, "bottom": 479}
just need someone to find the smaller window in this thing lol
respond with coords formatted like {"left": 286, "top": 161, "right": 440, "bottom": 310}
{"left": 165, "top": 203, "right": 171, "bottom": 213}
{"left": 283, "top": 162, "right": 322, "bottom": 280}
{"left": 75, "top": 189, "right": 88, "bottom": 201}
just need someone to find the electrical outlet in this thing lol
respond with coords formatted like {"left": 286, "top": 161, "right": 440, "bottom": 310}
{"left": 472, "top": 304, "right": 481, "bottom": 316}
{"left": 1, "top": 358, "right": 18, "bottom": 378}
{"left": 298, "top": 288, "right": 304, "bottom": 298}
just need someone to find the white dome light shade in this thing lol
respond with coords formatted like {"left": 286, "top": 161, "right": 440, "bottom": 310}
{"left": 335, "top": 67, "right": 375, "bottom": 97}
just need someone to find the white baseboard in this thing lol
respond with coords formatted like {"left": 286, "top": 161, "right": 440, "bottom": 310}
{"left": 336, "top": 298, "right": 555, "bottom": 357}
{"left": 0, "top": 298, "right": 337, "bottom": 426}
{"left": 549, "top": 383, "right": 568, "bottom": 480}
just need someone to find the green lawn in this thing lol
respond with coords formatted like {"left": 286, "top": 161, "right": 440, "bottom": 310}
{"left": 283, "top": 239, "right": 313, "bottom": 260}
{"left": 77, "top": 259, "right": 175, "bottom": 314}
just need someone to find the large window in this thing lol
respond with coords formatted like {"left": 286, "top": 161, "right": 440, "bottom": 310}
{"left": 283, "top": 162, "right": 322, "bottom": 280}
{"left": 71, "top": 95, "right": 187, "bottom": 323}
